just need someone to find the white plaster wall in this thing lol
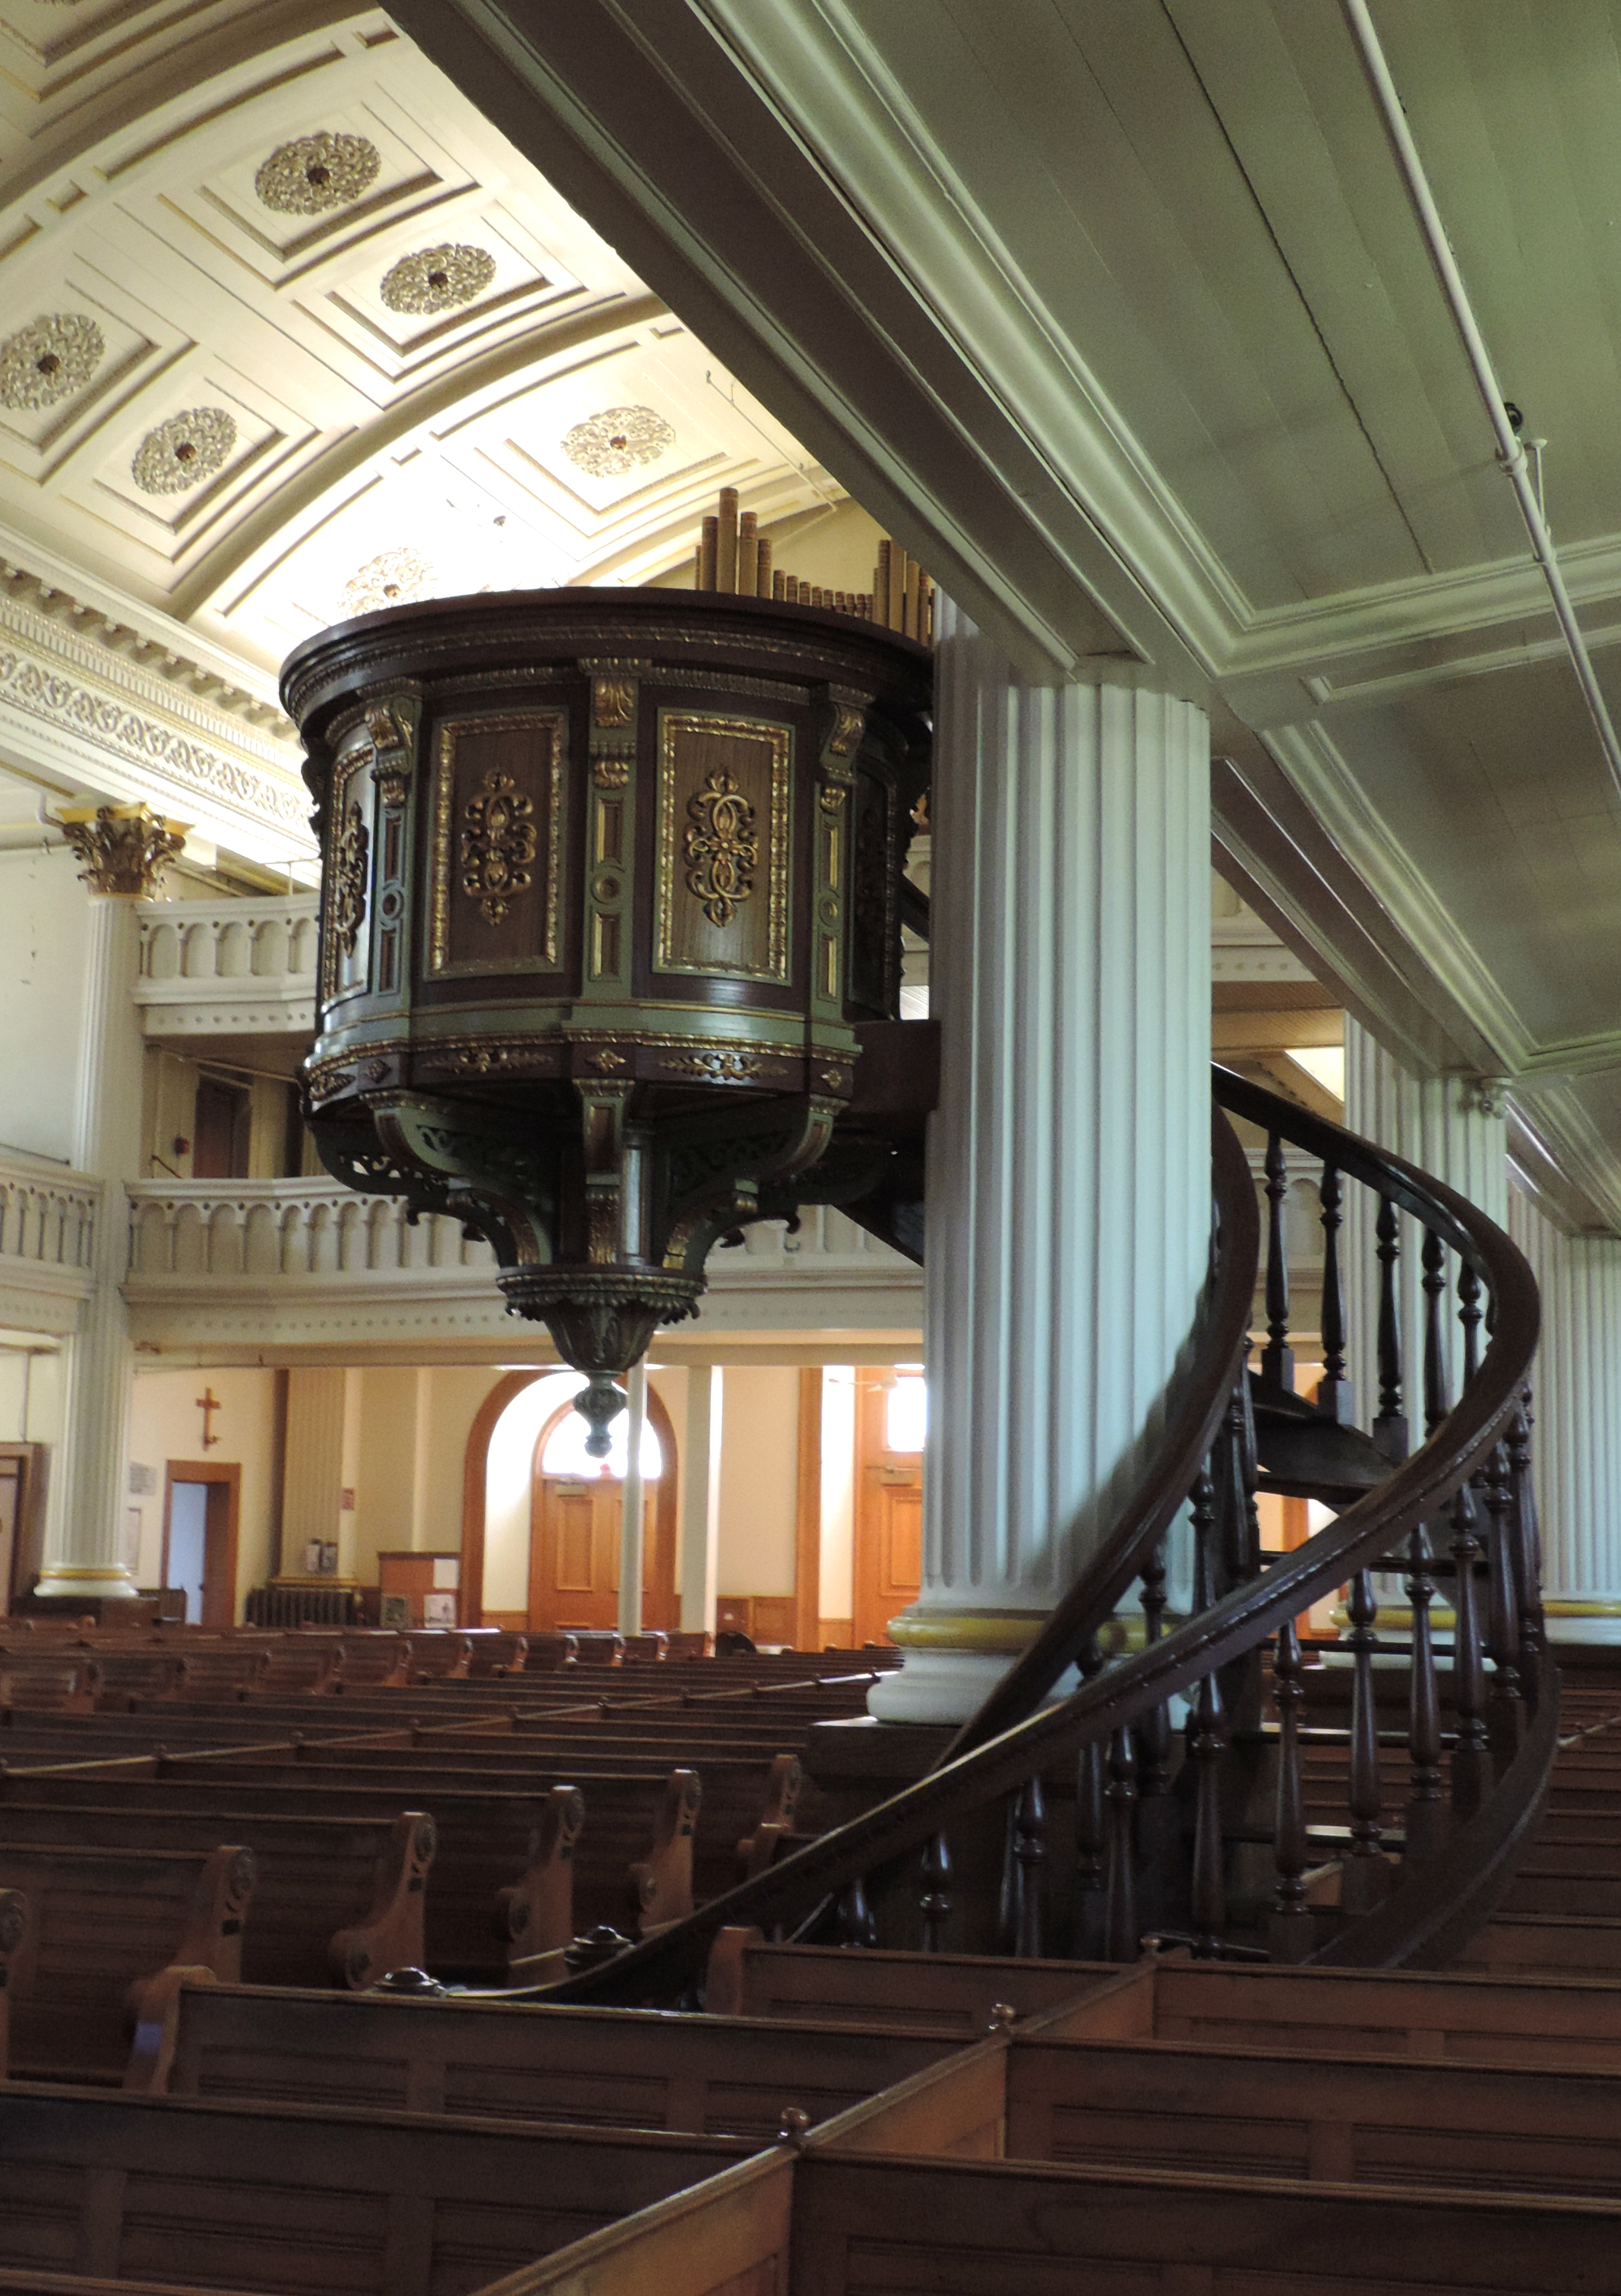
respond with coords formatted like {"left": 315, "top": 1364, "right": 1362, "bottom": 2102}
{"left": 716, "top": 1366, "right": 800, "bottom": 1596}
{"left": 126, "top": 1366, "right": 280, "bottom": 1616}
{"left": 352, "top": 1366, "right": 425, "bottom": 1581}
{"left": 0, "top": 848, "right": 90, "bottom": 1164}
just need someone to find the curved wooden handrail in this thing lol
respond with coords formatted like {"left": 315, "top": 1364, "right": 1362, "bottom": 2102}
{"left": 498, "top": 1066, "right": 1544, "bottom": 2006}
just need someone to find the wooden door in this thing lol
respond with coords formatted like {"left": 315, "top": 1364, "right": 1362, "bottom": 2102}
{"left": 162, "top": 1464, "right": 240, "bottom": 1629}
{"left": 853, "top": 1371, "right": 924, "bottom": 1645}
{"left": 0, "top": 1455, "right": 21, "bottom": 1615}
{"left": 193, "top": 1075, "right": 251, "bottom": 1180}
{"left": 529, "top": 1474, "right": 657, "bottom": 1632}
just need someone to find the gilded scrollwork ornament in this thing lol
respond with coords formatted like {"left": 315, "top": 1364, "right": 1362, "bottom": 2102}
{"left": 333, "top": 802, "right": 369, "bottom": 954}
{"left": 683, "top": 768, "right": 757, "bottom": 927}
{"left": 460, "top": 768, "right": 536, "bottom": 923}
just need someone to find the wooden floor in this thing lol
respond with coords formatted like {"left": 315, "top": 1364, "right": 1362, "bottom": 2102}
{"left": 2, "top": 1627, "right": 1620, "bottom": 2295}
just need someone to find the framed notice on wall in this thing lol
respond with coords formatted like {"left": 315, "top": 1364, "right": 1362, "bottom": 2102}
{"left": 422, "top": 1590, "right": 457, "bottom": 1628}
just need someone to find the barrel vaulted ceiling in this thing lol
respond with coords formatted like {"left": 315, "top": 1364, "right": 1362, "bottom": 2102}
{"left": 8, "top": 0, "right": 1621, "bottom": 1239}
{"left": 0, "top": 0, "right": 842, "bottom": 865}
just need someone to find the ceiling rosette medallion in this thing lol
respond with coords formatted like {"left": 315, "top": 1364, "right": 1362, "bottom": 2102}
{"left": 0, "top": 314, "right": 103, "bottom": 412}
{"left": 380, "top": 244, "right": 497, "bottom": 316}
{"left": 341, "top": 548, "right": 436, "bottom": 617}
{"left": 131, "top": 408, "right": 236, "bottom": 495}
{"left": 255, "top": 131, "right": 381, "bottom": 215}
{"left": 561, "top": 406, "right": 676, "bottom": 478}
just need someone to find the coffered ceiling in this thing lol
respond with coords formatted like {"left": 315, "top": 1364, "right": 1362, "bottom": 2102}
{"left": 0, "top": 0, "right": 839, "bottom": 678}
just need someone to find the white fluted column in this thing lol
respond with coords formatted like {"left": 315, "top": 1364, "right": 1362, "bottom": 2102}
{"left": 870, "top": 604, "right": 1210, "bottom": 1723}
{"left": 36, "top": 898, "right": 144, "bottom": 1600}
{"left": 1507, "top": 1192, "right": 1621, "bottom": 1643}
{"left": 1343, "top": 1020, "right": 1508, "bottom": 1439}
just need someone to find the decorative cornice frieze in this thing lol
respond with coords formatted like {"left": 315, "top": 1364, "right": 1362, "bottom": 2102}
{"left": 0, "top": 578, "right": 312, "bottom": 857}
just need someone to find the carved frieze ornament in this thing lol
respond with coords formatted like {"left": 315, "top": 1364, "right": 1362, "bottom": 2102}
{"left": 56, "top": 803, "right": 188, "bottom": 896}
{"left": 0, "top": 314, "right": 103, "bottom": 412}
{"left": 284, "top": 591, "right": 931, "bottom": 1450}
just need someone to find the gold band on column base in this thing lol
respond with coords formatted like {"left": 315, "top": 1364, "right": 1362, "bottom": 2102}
{"left": 1544, "top": 1599, "right": 1621, "bottom": 1619}
{"left": 886, "top": 1607, "right": 1051, "bottom": 1656}
{"left": 33, "top": 1564, "right": 139, "bottom": 1584}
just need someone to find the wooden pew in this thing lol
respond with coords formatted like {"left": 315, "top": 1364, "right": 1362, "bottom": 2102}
{"left": 1, "top": 1769, "right": 687, "bottom": 1979}
{"left": 787, "top": 2148, "right": 1621, "bottom": 2294}
{"left": 0, "top": 1804, "right": 434, "bottom": 1991}
{"left": 0, "top": 1843, "right": 254, "bottom": 2080}
{"left": 0, "top": 2086, "right": 754, "bottom": 2290}
{"left": 996, "top": 2026, "right": 1621, "bottom": 2192}
{"left": 704, "top": 1933, "right": 1120, "bottom": 2032}
{"left": 0, "top": 1656, "right": 102, "bottom": 1713}
{"left": 709, "top": 1935, "right": 1621, "bottom": 2068}
{"left": 129, "top": 1976, "right": 964, "bottom": 2132}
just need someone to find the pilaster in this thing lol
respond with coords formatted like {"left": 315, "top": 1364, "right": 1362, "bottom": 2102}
{"left": 1507, "top": 1192, "right": 1621, "bottom": 1642}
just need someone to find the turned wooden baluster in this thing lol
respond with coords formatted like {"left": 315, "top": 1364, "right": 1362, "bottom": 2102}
{"left": 1458, "top": 1259, "right": 1484, "bottom": 1387}
{"left": 1188, "top": 1467, "right": 1228, "bottom": 1954}
{"left": 1403, "top": 1522, "right": 1446, "bottom": 1862}
{"left": 1342, "top": 1568, "right": 1386, "bottom": 1912}
{"left": 1483, "top": 1442, "right": 1523, "bottom": 1726}
{"left": 1070, "top": 1631, "right": 1107, "bottom": 1956}
{"left": 1372, "top": 1195, "right": 1410, "bottom": 1464}
{"left": 1508, "top": 1394, "right": 1544, "bottom": 1670}
{"left": 920, "top": 1833, "right": 953, "bottom": 1953}
{"left": 1008, "top": 1779, "right": 1047, "bottom": 1960}
{"left": 1421, "top": 1227, "right": 1451, "bottom": 1435}
{"left": 1219, "top": 1376, "right": 1262, "bottom": 1585}
{"left": 835, "top": 1874, "right": 878, "bottom": 1950}
{"left": 1259, "top": 1132, "right": 1294, "bottom": 1394}
{"left": 1316, "top": 1164, "right": 1354, "bottom": 1425}
{"left": 1135, "top": 1542, "right": 1173, "bottom": 1801}
{"left": 1104, "top": 1726, "right": 1139, "bottom": 1962}
{"left": 1269, "top": 1619, "right": 1313, "bottom": 1960}
{"left": 1449, "top": 1481, "right": 1491, "bottom": 1820}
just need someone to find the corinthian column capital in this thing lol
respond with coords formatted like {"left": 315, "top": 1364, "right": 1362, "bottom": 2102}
{"left": 56, "top": 803, "right": 187, "bottom": 897}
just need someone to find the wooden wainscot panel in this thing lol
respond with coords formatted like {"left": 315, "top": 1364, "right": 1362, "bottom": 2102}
{"left": 655, "top": 711, "right": 791, "bottom": 984}
{"left": 472, "top": 2151, "right": 794, "bottom": 2296}
{"left": 803, "top": 2042, "right": 1007, "bottom": 2162}
{"left": 788, "top": 2152, "right": 1621, "bottom": 2294}
{"left": 429, "top": 709, "right": 567, "bottom": 980}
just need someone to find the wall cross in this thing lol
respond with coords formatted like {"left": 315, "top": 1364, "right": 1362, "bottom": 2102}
{"left": 196, "top": 1386, "right": 222, "bottom": 1450}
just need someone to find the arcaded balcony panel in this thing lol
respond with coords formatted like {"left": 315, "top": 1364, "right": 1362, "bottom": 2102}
{"left": 134, "top": 895, "right": 319, "bottom": 1038}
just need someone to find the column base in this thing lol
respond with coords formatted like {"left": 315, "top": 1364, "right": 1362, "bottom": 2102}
{"left": 31, "top": 1564, "right": 141, "bottom": 1602}
{"left": 868, "top": 1610, "right": 1076, "bottom": 1724}
{"left": 1544, "top": 1601, "right": 1621, "bottom": 1647}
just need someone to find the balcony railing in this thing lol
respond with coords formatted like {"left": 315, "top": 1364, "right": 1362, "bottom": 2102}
{"left": 122, "top": 1182, "right": 921, "bottom": 1356}
{"left": 134, "top": 894, "right": 318, "bottom": 1038}
{"left": 0, "top": 1148, "right": 100, "bottom": 1334}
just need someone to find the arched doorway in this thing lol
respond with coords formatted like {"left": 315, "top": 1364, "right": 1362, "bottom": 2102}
{"left": 527, "top": 1396, "right": 677, "bottom": 1633}
{"left": 460, "top": 1371, "right": 678, "bottom": 1630}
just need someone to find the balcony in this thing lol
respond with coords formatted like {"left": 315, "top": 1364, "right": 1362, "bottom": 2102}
{"left": 122, "top": 1183, "right": 921, "bottom": 1363}
{"left": 0, "top": 1149, "right": 100, "bottom": 1335}
{"left": 134, "top": 895, "right": 318, "bottom": 1043}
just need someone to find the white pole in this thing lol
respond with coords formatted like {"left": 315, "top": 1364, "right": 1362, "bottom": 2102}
{"left": 679, "top": 1365, "right": 725, "bottom": 1639}
{"left": 617, "top": 1361, "right": 647, "bottom": 1638}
